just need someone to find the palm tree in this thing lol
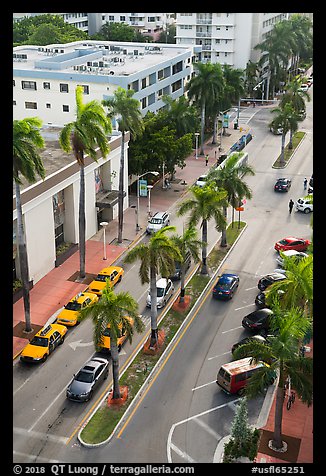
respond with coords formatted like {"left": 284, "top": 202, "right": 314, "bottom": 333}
{"left": 161, "top": 95, "right": 199, "bottom": 138}
{"left": 269, "top": 103, "right": 300, "bottom": 165}
{"left": 207, "top": 152, "right": 255, "bottom": 247}
{"left": 266, "top": 254, "right": 313, "bottom": 317}
{"left": 59, "top": 86, "right": 111, "bottom": 279}
{"left": 280, "top": 76, "right": 310, "bottom": 142}
{"left": 78, "top": 282, "right": 144, "bottom": 399}
{"left": 244, "top": 60, "right": 261, "bottom": 98}
{"left": 124, "top": 226, "right": 182, "bottom": 347}
{"left": 102, "top": 87, "right": 144, "bottom": 243}
{"left": 177, "top": 185, "right": 227, "bottom": 275}
{"left": 288, "top": 15, "right": 313, "bottom": 77}
{"left": 170, "top": 226, "right": 202, "bottom": 303}
{"left": 186, "top": 62, "right": 224, "bottom": 155}
{"left": 13, "top": 118, "right": 45, "bottom": 333}
{"left": 233, "top": 307, "right": 313, "bottom": 451}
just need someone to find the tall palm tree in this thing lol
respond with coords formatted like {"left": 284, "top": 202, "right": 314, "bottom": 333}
{"left": 244, "top": 60, "right": 261, "bottom": 98}
{"left": 161, "top": 95, "right": 199, "bottom": 138}
{"left": 288, "top": 15, "right": 313, "bottom": 77}
{"left": 207, "top": 152, "right": 255, "bottom": 247}
{"left": 186, "top": 62, "right": 224, "bottom": 155}
{"left": 177, "top": 185, "right": 227, "bottom": 275}
{"left": 59, "top": 86, "right": 111, "bottom": 279}
{"left": 266, "top": 254, "right": 313, "bottom": 317}
{"left": 269, "top": 103, "right": 300, "bottom": 165}
{"left": 170, "top": 226, "right": 202, "bottom": 303}
{"left": 102, "top": 87, "right": 144, "bottom": 243}
{"left": 78, "top": 282, "right": 144, "bottom": 399}
{"left": 13, "top": 117, "right": 45, "bottom": 333}
{"left": 124, "top": 226, "right": 182, "bottom": 347}
{"left": 233, "top": 307, "right": 313, "bottom": 451}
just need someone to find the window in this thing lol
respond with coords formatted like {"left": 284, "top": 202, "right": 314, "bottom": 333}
{"left": 25, "top": 102, "right": 37, "bottom": 109}
{"left": 141, "top": 78, "right": 147, "bottom": 89}
{"left": 78, "top": 84, "right": 89, "bottom": 94}
{"left": 141, "top": 97, "right": 147, "bottom": 109}
{"left": 43, "top": 82, "right": 50, "bottom": 90}
{"left": 108, "top": 15, "right": 114, "bottom": 21}
{"left": 22, "top": 81, "right": 37, "bottom": 90}
{"left": 60, "top": 83, "right": 69, "bottom": 93}
{"left": 63, "top": 105, "right": 69, "bottom": 112}
{"left": 120, "top": 16, "right": 125, "bottom": 21}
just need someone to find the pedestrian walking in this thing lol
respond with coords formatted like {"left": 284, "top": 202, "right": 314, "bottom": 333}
{"left": 303, "top": 177, "right": 308, "bottom": 190}
{"left": 205, "top": 154, "right": 209, "bottom": 166}
{"left": 289, "top": 199, "right": 294, "bottom": 214}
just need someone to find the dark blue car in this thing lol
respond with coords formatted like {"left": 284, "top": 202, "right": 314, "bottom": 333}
{"left": 212, "top": 273, "right": 240, "bottom": 300}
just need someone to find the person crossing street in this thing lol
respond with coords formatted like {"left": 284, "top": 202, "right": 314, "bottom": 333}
{"left": 289, "top": 198, "right": 294, "bottom": 214}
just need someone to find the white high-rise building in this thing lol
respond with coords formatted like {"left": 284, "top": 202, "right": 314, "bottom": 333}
{"left": 175, "top": 13, "right": 291, "bottom": 69}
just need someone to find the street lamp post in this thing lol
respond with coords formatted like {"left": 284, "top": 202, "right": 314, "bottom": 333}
{"left": 195, "top": 132, "right": 199, "bottom": 160}
{"left": 147, "top": 185, "right": 153, "bottom": 217}
{"left": 136, "top": 171, "right": 159, "bottom": 231}
{"left": 100, "top": 221, "right": 109, "bottom": 260}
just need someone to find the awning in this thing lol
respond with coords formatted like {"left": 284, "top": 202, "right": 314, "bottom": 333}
{"left": 95, "top": 190, "right": 125, "bottom": 209}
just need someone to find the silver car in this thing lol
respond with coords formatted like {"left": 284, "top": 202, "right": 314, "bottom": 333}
{"left": 146, "top": 211, "right": 170, "bottom": 234}
{"left": 146, "top": 278, "right": 174, "bottom": 308}
{"left": 276, "top": 250, "right": 308, "bottom": 267}
{"left": 66, "top": 357, "right": 109, "bottom": 402}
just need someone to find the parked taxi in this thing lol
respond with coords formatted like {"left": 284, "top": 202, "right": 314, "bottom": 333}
{"left": 20, "top": 323, "right": 68, "bottom": 363}
{"left": 97, "top": 317, "right": 134, "bottom": 353}
{"left": 56, "top": 292, "right": 99, "bottom": 326}
{"left": 87, "top": 266, "right": 124, "bottom": 296}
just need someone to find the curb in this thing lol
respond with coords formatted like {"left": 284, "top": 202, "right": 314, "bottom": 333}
{"left": 272, "top": 132, "right": 307, "bottom": 169}
{"left": 78, "top": 223, "right": 248, "bottom": 448}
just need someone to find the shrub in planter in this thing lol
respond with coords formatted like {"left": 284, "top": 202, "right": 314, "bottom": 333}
{"left": 56, "top": 242, "right": 73, "bottom": 257}
{"left": 13, "top": 279, "right": 22, "bottom": 294}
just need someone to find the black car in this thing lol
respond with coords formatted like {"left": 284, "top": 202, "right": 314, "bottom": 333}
{"left": 242, "top": 308, "right": 274, "bottom": 332}
{"left": 255, "top": 292, "right": 267, "bottom": 309}
{"left": 274, "top": 178, "right": 291, "bottom": 192}
{"left": 212, "top": 273, "right": 240, "bottom": 300}
{"left": 169, "top": 251, "right": 191, "bottom": 280}
{"left": 66, "top": 357, "right": 109, "bottom": 402}
{"left": 231, "top": 334, "right": 270, "bottom": 354}
{"left": 258, "top": 273, "right": 286, "bottom": 291}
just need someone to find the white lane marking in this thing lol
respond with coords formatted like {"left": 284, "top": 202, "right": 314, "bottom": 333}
{"left": 193, "top": 417, "right": 221, "bottom": 440}
{"left": 13, "top": 451, "right": 62, "bottom": 464}
{"left": 234, "top": 304, "right": 255, "bottom": 311}
{"left": 192, "top": 380, "right": 216, "bottom": 391}
{"left": 221, "top": 326, "right": 243, "bottom": 334}
{"left": 13, "top": 377, "right": 31, "bottom": 396}
{"left": 28, "top": 387, "right": 67, "bottom": 432}
{"left": 14, "top": 426, "right": 68, "bottom": 444}
{"left": 208, "top": 351, "right": 231, "bottom": 361}
{"left": 245, "top": 286, "right": 257, "bottom": 291}
{"left": 169, "top": 442, "right": 197, "bottom": 463}
{"left": 68, "top": 340, "right": 94, "bottom": 350}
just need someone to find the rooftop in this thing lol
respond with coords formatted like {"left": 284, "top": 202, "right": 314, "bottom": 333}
{"left": 13, "top": 40, "right": 194, "bottom": 79}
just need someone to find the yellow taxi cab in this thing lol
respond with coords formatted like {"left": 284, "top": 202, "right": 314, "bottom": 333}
{"left": 56, "top": 291, "right": 99, "bottom": 326}
{"left": 87, "top": 266, "right": 124, "bottom": 296}
{"left": 20, "top": 323, "right": 68, "bottom": 363}
{"left": 98, "top": 317, "right": 134, "bottom": 353}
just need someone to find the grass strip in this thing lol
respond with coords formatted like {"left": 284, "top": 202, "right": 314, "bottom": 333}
{"left": 273, "top": 131, "right": 305, "bottom": 168}
{"left": 80, "top": 221, "right": 246, "bottom": 444}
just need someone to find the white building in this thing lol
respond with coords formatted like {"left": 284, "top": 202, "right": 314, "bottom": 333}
{"left": 13, "top": 40, "right": 201, "bottom": 126}
{"left": 175, "top": 13, "right": 291, "bottom": 69}
{"left": 13, "top": 128, "right": 129, "bottom": 286}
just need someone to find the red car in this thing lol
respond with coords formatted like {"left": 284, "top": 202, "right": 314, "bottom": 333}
{"left": 274, "top": 237, "right": 311, "bottom": 252}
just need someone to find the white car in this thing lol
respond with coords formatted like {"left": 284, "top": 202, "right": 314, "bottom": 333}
{"left": 146, "top": 211, "right": 170, "bottom": 234}
{"left": 276, "top": 250, "right": 308, "bottom": 267}
{"left": 146, "top": 278, "right": 174, "bottom": 308}
{"left": 295, "top": 196, "right": 313, "bottom": 214}
{"left": 299, "top": 84, "right": 309, "bottom": 92}
{"left": 195, "top": 175, "right": 208, "bottom": 187}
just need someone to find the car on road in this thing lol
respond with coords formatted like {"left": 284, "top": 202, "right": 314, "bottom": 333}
{"left": 146, "top": 278, "right": 174, "bottom": 308}
{"left": 231, "top": 334, "right": 271, "bottom": 355}
{"left": 299, "top": 84, "right": 309, "bottom": 92}
{"left": 66, "top": 357, "right": 109, "bottom": 402}
{"left": 56, "top": 291, "right": 99, "bottom": 326}
{"left": 212, "top": 273, "right": 240, "bottom": 300}
{"left": 20, "top": 323, "right": 68, "bottom": 363}
{"left": 295, "top": 196, "right": 313, "bottom": 214}
{"left": 195, "top": 174, "right": 208, "bottom": 188}
{"left": 98, "top": 317, "right": 134, "bottom": 353}
{"left": 87, "top": 266, "right": 124, "bottom": 296}
{"left": 242, "top": 308, "right": 274, "bottom": 332}
{"left": 276, "top": 250, "right": 308, "bottom": 267}
{"left": 146, "top": 211, "right": 170, "bottom": 234}
{"left": 274, "top": 178, "right": 291, "bottom": 192}
{"left": 258, "top": 272, "right": 286, "bottom": 291}
{"left": 270, "top": 126, "right": 283, "bottom": 135}
{"left": 274, "top": 237, "right": 311, "bottom": 252}
{"left": 169, "top": 251, "right": 191, "bottom": 280}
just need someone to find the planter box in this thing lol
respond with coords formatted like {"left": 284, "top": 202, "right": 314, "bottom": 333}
{"left": 55, "top": 243, "right": 78, "bottom": 268}
{"left": 13, "top": 280, "right": 33, "bottom": 304}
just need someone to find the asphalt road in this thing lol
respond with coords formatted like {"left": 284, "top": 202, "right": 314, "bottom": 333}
{"left": 13, "top": 93, "right": 313, "bottom": 464}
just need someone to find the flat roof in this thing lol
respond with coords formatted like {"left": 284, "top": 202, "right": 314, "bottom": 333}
{"left": 13, "top": 40, "right": 193, "bottom": 79}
